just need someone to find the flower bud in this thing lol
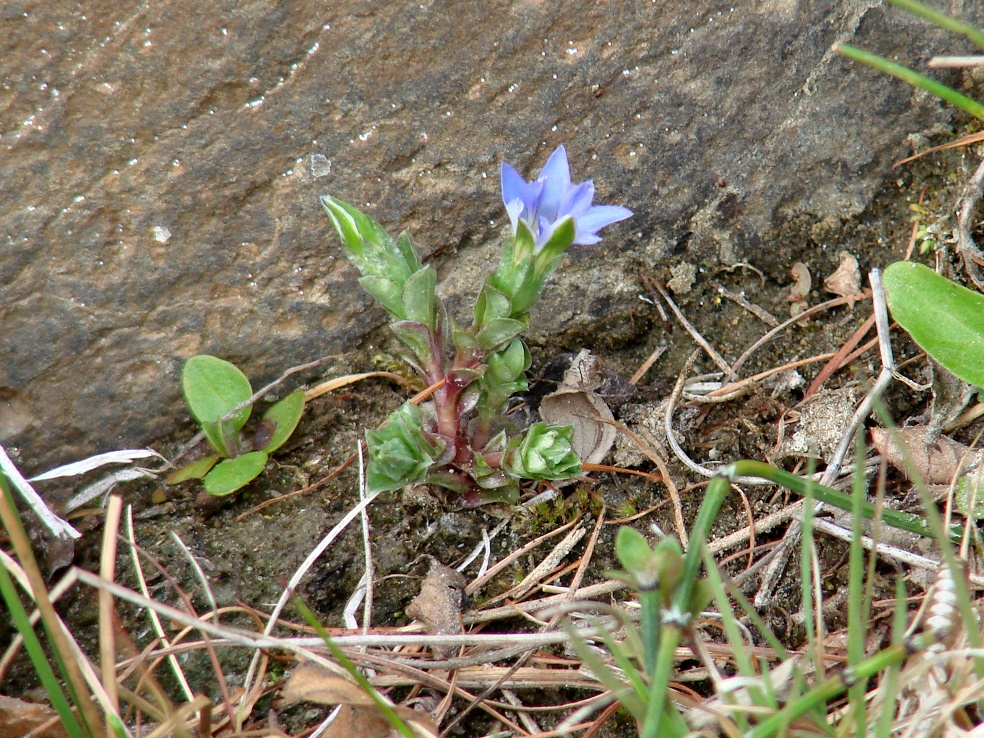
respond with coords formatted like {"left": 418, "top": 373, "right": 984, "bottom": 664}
{"left": 504, "top": 422, "right": 581, "bottom": 481}
{"left": 365, "top": 402, "right": 445, "bottom": 492}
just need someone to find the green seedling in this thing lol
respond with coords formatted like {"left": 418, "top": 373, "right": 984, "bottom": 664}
{"left": 564, "top": 475, "right": 728, "bottom": 738}
{"left": 883, "top": 261, "right": 984, "bottom": 388}
{"left": 167, "top": 355, "right": 305, "bottom": 496}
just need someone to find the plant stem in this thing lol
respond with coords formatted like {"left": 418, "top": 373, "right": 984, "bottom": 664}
{"left": 723, "top": 460, "right": 952, "bottom": 540}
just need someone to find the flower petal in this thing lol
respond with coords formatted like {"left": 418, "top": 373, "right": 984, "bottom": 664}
{"left": 536, "top": 146, "right": 571, "bottom": 222}
{"left": 560, "top": 181, "right": 594, "bottom": 218}
{"left": 501, "top": 163, "right": 535, "bottom": 212}
{"left": 505, "top": 198, "right": 525, "bottom": 233}
{"left": 573, "top": 205, "right": 633, "bottom": 244}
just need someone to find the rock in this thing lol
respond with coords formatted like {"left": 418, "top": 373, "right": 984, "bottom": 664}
{"left": 0, "top": 0, "right": 974, "bottom": 469}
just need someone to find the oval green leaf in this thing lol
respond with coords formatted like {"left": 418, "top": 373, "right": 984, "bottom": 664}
{"left": 165, "top": 455, "right": 220, "bottom": 484}
{"left": 202, "top": 451, "right": 268, "bottom": 496}
{"left": 182, "top": 355, "right": 253, "bottom": 429}
{"left": 883, "top": 261, "right": 984, "bottom": 387}
{"left": 259, "top": 390, "right": 305, "bottom": 453}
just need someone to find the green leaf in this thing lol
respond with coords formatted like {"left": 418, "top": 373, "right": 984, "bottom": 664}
{"left": 390, "top": 320, "right": 435, "bottom": 367}
{"left": 203, "top": 451, "right": 268, "bottom": 496}
{"left": 365, "top": 402, "right": 445, "bottom": 492}
{"left": 504, "top": 422, "right": 581, "bottom": 481}
{"left": 359, "top": 275, "right": 405, "bottom": 318}
{"left": 534, "top": 215, "right": 577, "bottom": 271}
{"left": 321, "top": 196, "right": 419, "bottom": 284}
{"left": 395, "top": 231, "right": 422, "bottom": 273}
{"left": 474, "top": 282, "right": 513, "bottom": 328}
{"left": 182, "top": 355, "right": 253, "bottom": 430}
{"left": 320, "top": 195, "right": 368, "bottom": 259}
{"left": 452, "top": 327, "right": 480, "bottom": 356}
{"left": 883, "top": 261, "right": 984, "bottom": 387}
{"left": 476, "top": 317, "right": 528, "bottom": 351}
{"left": 260, "top": 390, "right": 305, "bottom": 453}
{"left": 165, "top": 455, "right": 220, "bottom": 483}
{"left": 401, "top": 266, "right": 438, "bottom": 330}
{"left": 199, "top": 419, "right": 238, "bottom": 458}
{"left": 616, "top": 526, "right": 657, "bottom": 589}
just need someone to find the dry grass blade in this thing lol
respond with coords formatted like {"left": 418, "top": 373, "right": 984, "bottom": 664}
{"left": 956, "top": 154, "right": 984, "bottom": 289}
{"left": 240, "top": 475, "right": 381, "bottom": 714}
{"left": 728, "top": 291, "right": 872, "bottom": 380}
{"left": 304, "top": 370, "right": 412, "bottom": 401}
{"left": 598, "top": 416, "right": 687, "bottom": 546}
{"left": 123, "top": 507, "right": 193, "bottom": 702}
{"left": 0, "top": 445, "right": 79, "bottom": 540}
{"left": 894, "top": 129, "right": 984, "bottom": 167}
{"left": 804, "top": 312, "right": 876, "bottom": 398}
{"left": 465, "top": 518, "right": 580, "bottom": 596}
{"left": 716, "top": 285, "right": 779, "bottom": 327}
{"left": 99, "top": 496, "right": 123, "bottom": 717}
{"left": 501, "top": 524, "right": 585, "bottom": 601}
{"left": 0, "top": 475, "right": 101, "bottom": 730}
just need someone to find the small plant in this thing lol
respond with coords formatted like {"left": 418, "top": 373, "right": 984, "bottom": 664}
{"left": 321, "top": 146, "right": 631, "bottom": 504}
{"left": 166, "top": 355, "right": 305, "bottom": 495}
{"left": 563, "top": 475, "right": 727, "bottom": 737}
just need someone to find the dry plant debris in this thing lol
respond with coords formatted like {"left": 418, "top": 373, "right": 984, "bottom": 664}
{"left": 281, "top": 662, "right": 439, "bottom": 738}
{"left": 539, "top": 349, "right": 616, "bottom": 466}
{"left": 823, "top": 250, "right": 864, "bottom": 306}
{"left": 405, "top": 558, "right": 467, "bottom": 652}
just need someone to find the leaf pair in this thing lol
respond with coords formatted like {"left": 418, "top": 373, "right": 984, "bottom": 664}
{"left": 168, "top": 355, "right": 305, "bottom": 496}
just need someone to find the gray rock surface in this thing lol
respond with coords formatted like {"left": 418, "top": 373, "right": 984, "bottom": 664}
{"left": 0, "top": 0, "right": 976, "bottom": 469}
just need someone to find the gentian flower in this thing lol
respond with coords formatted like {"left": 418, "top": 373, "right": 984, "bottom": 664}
{"left": 501, "top": 145, "right": 632, "bottom": 249}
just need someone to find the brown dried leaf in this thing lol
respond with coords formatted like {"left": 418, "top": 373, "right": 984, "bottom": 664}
{"left": 405, "top": 558, "right": 466, "bottom": 653}
{"left": 870, "top": 426, "right": 974, "bottom": 484}
{"left": 281, "top": 662, "right": 373, "bottom": 706}
{"left": 282, "top": 664, "right": 439, "bottom": 737}
{"left": 540, "top": 350, "right": 616, "bottom": 465}
{"left": 823, "top": 251, "right": 863, "bottom": 305}
{"left": 323, "top": 705, "right": 439, "bottom": 738}
{"left": 0, "top": 695, "right": 68, "bottom": 738}
{"left": 788, "top": 262, "right": 811, "bottom": 300}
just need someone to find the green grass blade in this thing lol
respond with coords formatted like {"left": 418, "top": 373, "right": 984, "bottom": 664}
{"left": 834, "top": 43, "right": 984, "bottom": 122}
{"left": 800, "top": 470, "right": 819, "bottom": 679}
{"left": 641, "top": 475, "right": 730, "bottom": 738}
{"left": 750, "top": 645, "right": 909, "bottom": 738}
{"left": 724, "top": 460, "right": 951, "bottom": 541}
{"left": 847, "top": 438, "right": 868, "bottom": 735}
{"left": 716, "top": 569, "right": 790, "bottom": 659}
{"left": 562, "top": 620, "right": 647, "bottom": 721}
{"left": 0, "top": 562, "right": 86, "bottom": 737}
{"left": 874, "top": 579, "right": 907, "bottom": 738}
{"left": 701, "top": 549, "right": 763, "bottom": 731}
{"left": 886, "top": 0, "right": 984, "bottom": 51}
{"left": 0, "top": 476, "right": 99, "bottom": 737}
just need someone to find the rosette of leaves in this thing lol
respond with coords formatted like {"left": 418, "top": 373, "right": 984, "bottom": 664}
{"left": 166, "top": 355, "right": 305, "bottom": 495}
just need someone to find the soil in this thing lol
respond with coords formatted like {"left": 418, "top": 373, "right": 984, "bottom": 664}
{"left": 6, "top": 133, "right": 984, "bottom": 736}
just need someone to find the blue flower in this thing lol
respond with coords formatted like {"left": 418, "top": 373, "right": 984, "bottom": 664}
{"left": 501, "top": 145, "right": 632, "bottom": 249}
